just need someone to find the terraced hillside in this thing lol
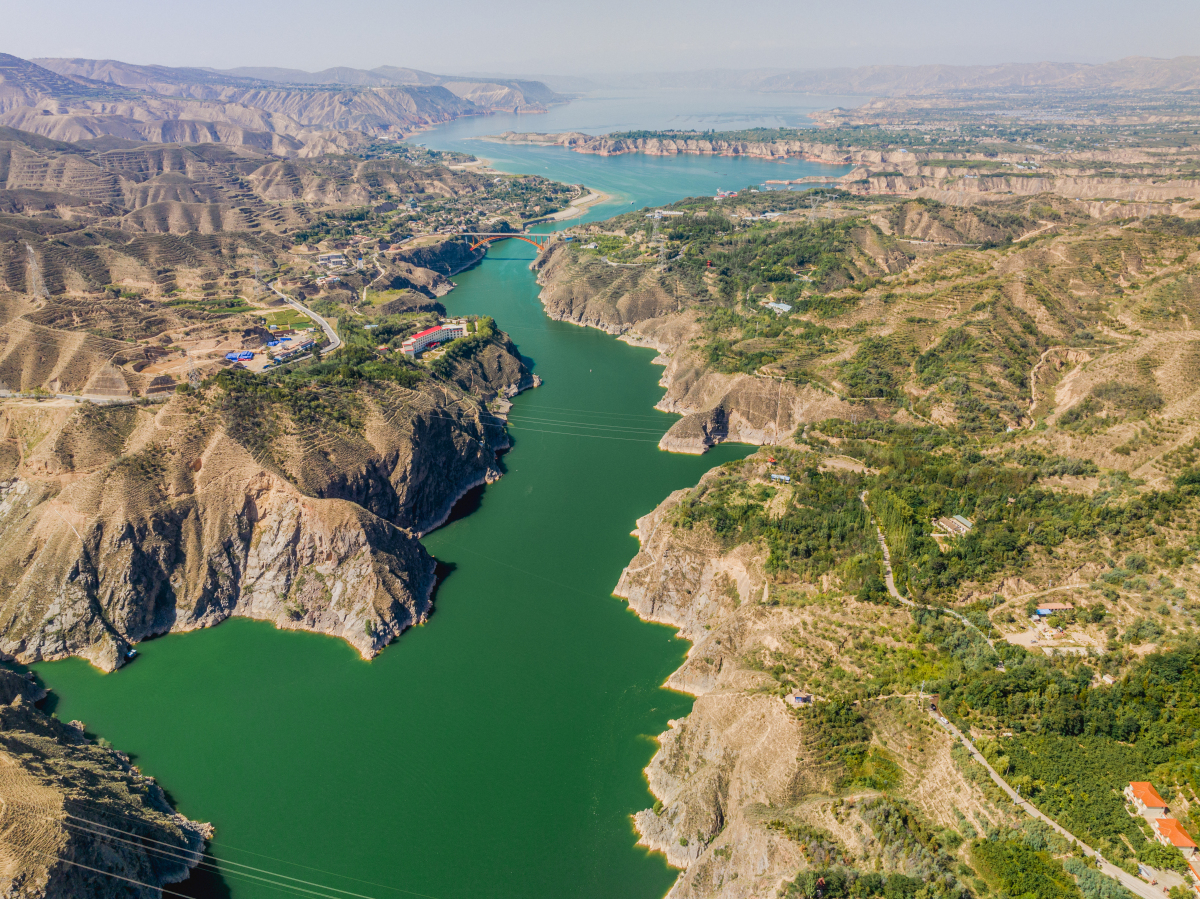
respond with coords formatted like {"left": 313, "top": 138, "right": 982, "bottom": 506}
{"left": 0, "top": 667, "right": 209, "bottom": 895}
{"left": 536, "top": 190, "right": 1200, "bottom": 469}
{"left": 526, "top": 120, "right": 1200, "bottom": 898}
{"left": 0, "top": 122, "right": 549, "bottom": 674}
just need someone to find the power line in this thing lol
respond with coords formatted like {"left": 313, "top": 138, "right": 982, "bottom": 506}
{"left": 504, "top": 424, "right": 662, "bottom": 443}
{"left": 511, "top": 402, "right": 672, "bottom": 422}
{"left": 51, "top": 817, "right": 361, "bottom": 899}
{"left": 6, "top": 796, "right": 445, "bottom": 899}
{"left": 15, "top": 811, "right": 341, "bottom": 899}
{"left": 507, "top": 415, "right": 667, "bottom": 435}
{"left": 20, "top": 843, "right": 197, "bottom": 899}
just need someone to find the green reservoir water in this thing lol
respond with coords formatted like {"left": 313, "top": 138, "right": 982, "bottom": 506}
{"left": 34, "top": 93, "right": 852, "bottom": 899}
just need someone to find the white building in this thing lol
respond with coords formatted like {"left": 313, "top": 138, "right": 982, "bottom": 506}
{"left": 402, "top": 319, "right": 469, "bottom": 358}
{"left": 1126, "top": 782, "right": 1170, "bottom": 818}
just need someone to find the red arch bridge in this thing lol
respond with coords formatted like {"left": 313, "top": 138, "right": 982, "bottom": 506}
{"left": 456, "top": 232, "right": 554, "bottom": 252}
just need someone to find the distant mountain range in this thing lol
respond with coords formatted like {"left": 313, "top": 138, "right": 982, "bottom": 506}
{"left": 549, "top": 56, "right": 1200, "bottom": 95}
{"left": 0, "top": 54, "right": 565, "bottom": 156}
{"left": 2, "top": 52, "right": 1198, "bottom": 160}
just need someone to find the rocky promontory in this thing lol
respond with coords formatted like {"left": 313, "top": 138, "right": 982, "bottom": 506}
{"left": 0, "top": 337, "right": 532, "bottom": 670}
{"left": 532, "top": 240, "right": 860, "bottom": 453}
{"left": 0, "top": 668, "right": 210, "bottom": 897}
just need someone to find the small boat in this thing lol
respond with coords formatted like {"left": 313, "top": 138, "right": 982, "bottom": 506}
{"left": 124, "top": 648, "right": 138, "bottom": 661}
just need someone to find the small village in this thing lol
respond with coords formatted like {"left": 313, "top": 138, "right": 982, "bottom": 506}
{"left": 1125, "top": 782, "right": 1200, "bottom": 894}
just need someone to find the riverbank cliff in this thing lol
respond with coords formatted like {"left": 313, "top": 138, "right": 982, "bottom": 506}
{"left": 532, "top": 241, "right": 860, "bottom": 453}
{"left": 0, "top": 335, "right": 534, "bottom": 670}
{"left": 0, "top": 668, "right": 210, "bottom": 897}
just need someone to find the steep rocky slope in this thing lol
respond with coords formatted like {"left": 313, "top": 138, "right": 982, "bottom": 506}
{"left": 0, "top": 127, "right": 538, "bottom": 667}
{"left": 0, "top": 54, "right": 472, "bottom": 154}
{"left": 0, "top": 668, "right": 208, "bottom": 896}
{"left": 615, "top": 424, "right": 1200, "bottom": 898}
{"left": 0, "top": 54, "right": 564, "bottom": 155}
{"left": 37, "top": 58, "right": 565, "bottom": 114}
{"left": 0, "top": 348, "right": 522, "bottom": 669}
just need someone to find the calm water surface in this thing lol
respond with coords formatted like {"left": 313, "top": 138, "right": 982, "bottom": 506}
{"left": 34, "top": 92, "right": 852, "bottom": 899}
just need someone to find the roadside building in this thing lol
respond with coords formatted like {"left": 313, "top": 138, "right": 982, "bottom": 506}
{"left": 1153, "top": 817, "right": 1197, "bottom": 858}
{"left": 401, "top": 319, "right": 469, "bottom": 358}
{"left": 318, "top": 253, "right": 348, "bottom": 268}
{"left": 1036, "top": 602, "right": 1075, "bottom": 617}
{"left": 274, "top": 339, "right": 316, "bottom": 361}
{"left": 1127, "top": 782, "right": 1170, "bottom": 817}
{"left": 1189, "top": 858, "right": 1200, "bottom": 888}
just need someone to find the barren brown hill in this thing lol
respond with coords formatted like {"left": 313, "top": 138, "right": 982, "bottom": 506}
{"left": 0, "top": 54, "right": 562, "bottom": 154}
{"left": 38, "top": 57, "right": 565, "bottom": 113}
{"left": 0, "top": 54, "right": 472, "bottom": 155}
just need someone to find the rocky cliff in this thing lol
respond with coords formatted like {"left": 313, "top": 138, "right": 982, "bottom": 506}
{"left": 0, "top": 358, "right": 522, "bottom": 670}
{"left": 0, "top": 668, "right": 209, "bottom": 897}
{"left": 492, "top": 132, "right": 1200, "bottom": 204}
{"left": 493, "top": 131, "right": 858, "bottom": 164}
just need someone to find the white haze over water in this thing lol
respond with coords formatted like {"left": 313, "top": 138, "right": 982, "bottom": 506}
{"left": 422, "top": 90, "right": 866, "bottom": 140}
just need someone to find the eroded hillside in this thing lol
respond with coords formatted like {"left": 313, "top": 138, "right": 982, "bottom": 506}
{"left": 536, "top": 190, "right": 1200, "bottom": 475}
{"left": 1, "top": 53, "right": 564, "bottom": 155}
{"left": 0, "top": 667, "right": 209, "bottom": 896}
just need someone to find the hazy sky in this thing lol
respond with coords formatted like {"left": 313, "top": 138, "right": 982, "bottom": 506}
{"left": 6, "top": 0, "right": 1199, "bottom": 76}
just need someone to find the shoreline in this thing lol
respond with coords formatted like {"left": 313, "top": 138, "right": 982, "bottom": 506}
{"left": 477, "top": 132, "right": 853, "bottom": 166}
{"left": 447, "top": 154, "right": 611, "bottom": 222}
{"left": 536, "top": 188, "right": 611, "bottom": 222}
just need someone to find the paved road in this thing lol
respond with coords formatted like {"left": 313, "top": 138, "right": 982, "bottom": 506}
{"left": 266, "top": 279, "right": 341, "bottom": 353}
{"left": 0, "top": 391, "right": 158, "bottom": 406}
{"left": 931, "top": 712, "right": 1166, "bottom": 899}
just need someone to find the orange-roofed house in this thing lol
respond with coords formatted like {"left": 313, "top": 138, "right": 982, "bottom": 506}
{"left": 1188, "top": 858, "right": 1200, "bottom": 886}
{"left": 1154, "top": 817, "right": 1198, "bottom": 859}
{"left": 1126, "top": 782, "right": 1170, "bottom": 818}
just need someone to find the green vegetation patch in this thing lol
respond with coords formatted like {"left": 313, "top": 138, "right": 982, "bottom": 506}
{"left": 971, "top": 839, "right": 1084, "bottom": 899}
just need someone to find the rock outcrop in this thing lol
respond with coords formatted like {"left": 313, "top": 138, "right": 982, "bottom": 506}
{"left": 0, "top": 668, "right": 209, "bottom": 897}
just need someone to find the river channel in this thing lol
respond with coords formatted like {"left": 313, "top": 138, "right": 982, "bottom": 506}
{"left": 35, "top": 91, "right": 853, "bottom": 899}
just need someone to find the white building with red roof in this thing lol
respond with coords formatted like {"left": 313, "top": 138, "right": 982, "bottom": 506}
{"left": 1154, "top": 817, "right": 1198, "bottom": 859}
{"left": 1126, "top": 782, "right": 1170, "bottom": 818}
{"left": 401, "top": 319, "right": 468, "bottom": 358}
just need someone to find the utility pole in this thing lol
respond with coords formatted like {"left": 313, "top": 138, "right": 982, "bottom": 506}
{"left": 25, "top": 243, "right": 48, "bottom": 302}
{"left": 185, "top": 351, "right": 200, "bottom": 390}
